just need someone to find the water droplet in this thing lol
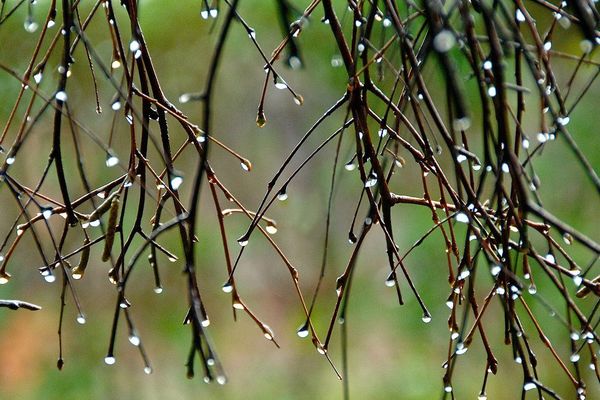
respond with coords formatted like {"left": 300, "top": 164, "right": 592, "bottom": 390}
{"left": 129, "top": 335, "right": 141, "bottom": 346}
{"left": 201, "top": 318, "right": 210, "bottom": 327}
{"left": 90, "top": 219, "right": 100, "bottom": 227}
{"left": 478, "top": 395, "right": 488, "bottom": 400}
{"left": 34, "top": 72, "right": 43, "bottom": 84}
{"left": 170, "top": 175, "right": 183, "bottom": 190}
{"left": 111, "top": 60, "right": 121, "bottom": 69}
{"left": 129, "top": 40, "right": 140, "bottom": 53}
{"left": 451, "top": 332, "right": 459, "bottom": 340}
{"left": 458, "top": 270, "right": 470, "bottom": 280}
{"left": 557, "top": 116, "right": 570, "bottom": 126}
{"left": 515, "top": 356, "right": 522, "bottom": 364}
{"left": 144, "top": 366, "right": 152, "bottom": 374}
{"left": 522, "top": 138, "right": 530, "bottom": 149}
{"left": 24, "top": 17, "right": 39, "bottom": 33}
{"left": 528, "top": 285, "right": 537, "bottom": 294}
{"left": 515, "top": 9, "right": 526, "bottom": 22}
{"left": 433, "top": 30, "right": 455, "bottom": 53}
{"left": 265, "top": 222, "right": 277, "bottom": 234}
{"left": 200, "top": 9, "right": 209, "bottom": 19}
{"left": 277, "top": 188, "right": 288, "bottom": 201}
{"left": 262, "top": 324, "right": 274, "bottom": 340}
{"left": 570, "top": 353, "right": 580, "bottom": 363}
{"left": 544, "top": 253, "right": 555, "bottom": 264}
{"left": 293, "top": 94, "right": 304, "bottom": 106}
{"left": 247, "top": 29, "right": 256, "bottom": 39}
{"left": 0, "top": 272, "right": 12, "bottom": 285}
{"left": 216, "top": 375, "right": 227, "bottom": 385}
{"left": 452, "top": 117, "right": 471, "bottom": 131}
{"left": 455, "top": 343, "right": 468, "bottom": 355}
{"left": 119, "top": 299, "right": 131, "bottom": 309}
{"left": 41, "top": 207, "right": 53, "bottom": 220}
{"left": 501, "top": 163, "right": 510, "bottom": 173}
{"left": 421, "top": 313, "right": 432, "bottom": 323}
{"left": 365, "top": 173, "right": 377, "bottom": 188}
{"left": 483, "top": 60, "right": 493, "bottom": 70}
{"left": 47, "top": 19, "right": 55, "bottom": 28}
{"left": 524, "top": 381, "right": 536, "bottom": 391}
{"left": 106, "top": 154, "right": 119, "bottom": 167}
{"left": 222, "top": 282, "right": 233, "bottom": 293}
{"left": 573, "top": 275, "right": 583, "bottom": 287}
{"left": 44, "top": 274, "right": 56, "bottom": 283}
{"left": 455, "top": 154, "right": 467, "bottom": 163}
{"left": 455, "top": 212, "right": 469, "bottom": 224}
{"left": 331, "top": 55, "right": 343, "bottom": 68}
{"left": 543, "top": 41, "right": 552, "bottom": 51}
{"left": 6, "top": 156, "right": 15, "bottom": 165}
{"left": 580, "top": 39, "right": 593, "bottom": 54}
{"left": 207, "top": 358, "right": 215, "bottom": 366}
{"left": 104, "top": 356, "right": 116, "bottom": 365}
{"left": 153, "top": 286, "right": 163, "bottom": 294}
{"left": 383, "top": 18, "right": 391, "bottom": 27}
{"left": 76, "top": 314, "right": 86, "bottom": 324}
{"left": 570, "top": 331, "right": 580, "bottom": 341}
{"left": 444, "top": 385, "right": 452, "bottom": 393}
{"left": 240, "top": 160, "right": 252, "bottom": 172}
{"left": 274, "top": 77, "right": 287, "bottom": 90}
{"left": 297, "top": 324, "right": 309, "bottom": 338}
{"left": 344, "top": 162, "right": 356, "bottom": 171}
{"left": 55, "top": 91, "right": 67, "bottom": 101}
{"left": 288, "top": 56, "right": 302, "bottom": 70}
{"left": 384, "top": 276, "right": 395, "bottom": 287}
{"left": 496, "top": 287, "right": 505, "bottom": 295}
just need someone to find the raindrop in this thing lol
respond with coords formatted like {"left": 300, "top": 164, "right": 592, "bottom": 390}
{"left": 455, "top": 212, "right": 469, "bottom": 224}
{"left": 455, "top": 343, "right": 468, "bottom": 355}
{"left": 47, "top": 19, "right": 55, "bottom": 28}
{"left": 209, "top": 8, "right": 218, "bottom": 18}
{"left": 153, "top": 286, "right": 163, "bottom": 294}
{"left": 570, "top": 353, "right": 580, "bottom": 363}
{"left": 265, "top": 222, "right": 278, "bottom": 235}
{"left": 331, "top": 55, "right": 343, "bottom": 68}
{"left": 501, "top": 163, "right": 509, "bottom": 173}
{"left": 496, "top": 287, "right": 506, "bottom": 295}
{"left": 451, "top": 332, "right": 459, "bottom": 340}
{"left": 55, "top": 91, "right": 67, "bottom": 101}
{"left": 237, "top": 238, "right": 249, "bottom": 247}
{"left": 478, "top": 395, "right": 487, "bottom": 400}
{"left": 262, "top": 324, "right": 274, "bottom": 340}
{"left": 144, "top": 367, "right": 153, "bottom": 374}
{"left": 170, "top": 175, "right": 184, "bottom": 190}
{"left": 179, "top": 93, "right": 191, "bottom": 103}
{"left": 34, "top": 72, "right": 43, "bottom": 84}
{"left": 106, "top": 153, "right": 119, "bottom": 167}
{"left": 543, "top": 42, "right": 552, "bottom": 51}
{"left": 288, "top": 56, "right": 302, "bottom": 70}
{"left": 528, "top": 285, "right": 537, "bottom": 295}
{"left": 421, "top": 313, "right": 432, "bottom": 323}
{"left": 247, "top": 29, "right": 256, "bottom": 39}
{"left": 444, "top": 386, "right": 452, "bottom": 393}
{"left": 274, "top": 77, "right": 287, "bottom": 90}
{"left": 277, "top": 188, "right": 288, "bottom": 201}
{"left": 378, "top": 128, "right": 387, "bottom": 138}
{"left": 6, "top": 156, "right": 15, "bottom": 165}
{"left": 487, "top": 86, "right": 497, "bottom": 97}
{"left": 452, "top": 117, "right": 471, "bottom": 131}
{"left": 383, "top": 18, "right": 391, "bottom": 27}
{"left": 76, "top": 315, "right": 86, "bottom": 324}
{"left": 483, "top": 60, "right": 493, "bottom": 70}
{"left": 207, "top": 358, "right": 215, "bottom": 366}
{"left": 24, "top": 17, "right": 39, "bottom": 33}
{"left": 570, "top": 331, "right": 580, "bottom": 341}
{"left": 129, "top": 40, "right": 140, "bottom": 52}
{"left": 458, "top": 270, "right": 470, "bottom": 280}
{"left": 104, "top": 356, "right": 116, "bottom": 365}
{"left": 384, "top": 276, "right": 395, "bottom": 287}
{"left": 111, "top": 60, "right": 121, "bottom": 69}
{"left": 515, "top": 356, "right": 522, "bottom": 364}
{"left": 524, "top": 382, "right": 537, "bottom": 391}
{"left": 90, "top": 219, "right": 101, "bottom": 227}
{"left": 222, "top": 281, "right": 233, "bottom": 293}
{"left": 201, "top": 318, "right": 210, "bottom": 327}
{"left": 544, "top": 253, "right": 555, "bottom": 264}
{"left": 44, "top": 274, "right": 56, "bottom": 283}
{"left": 580, "top": 39, "right": 593, "bottom": 54}
{"left": 41, "top": 206, "right": 53, "bottom": 220}
{"left": 232, "top": 301, "right": 244, "bottom": 310}
{"left": 129, "top": 335, "right": 141, "bottom": 346}
{"left": 365, "top": 173, "right": 377, "bottom": 188}
{"left": 216, "top": 375, "right": 227, "bottom": 385}
{"left": 557, "top": 116, "right": 570, "bottom": 126}
{"left": 522, "top": 138, "right": 530, "bottom": 149}
{"left": 515, "top": 9, "right": 526, "bottom": 22}
{"left": 456, "top": 154, "right": 467, "bottom": 163}
{"left": 240, "top": 160, "right": 252, "bottom": 172}
{"left": 200, "top": 10, "right": 209, "bottom": 19}
{"left": 297, "top": 323, "right": 309, "bottom": 338}
{"left": 344, "top": 162, "right": 356, "bottom": 171}
{"left": 573, "top": 275, "right": 583, "bottom": 287}
{"left": 433, "top": 30, "right": 455, "bottom": 53}
{"left": 0, "top": 273, "right": 11, "bottom": 285}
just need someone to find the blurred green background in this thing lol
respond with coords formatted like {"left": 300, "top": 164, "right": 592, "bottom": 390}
{"left": 0, "top": 1, "right": 599, "bottom": 399}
